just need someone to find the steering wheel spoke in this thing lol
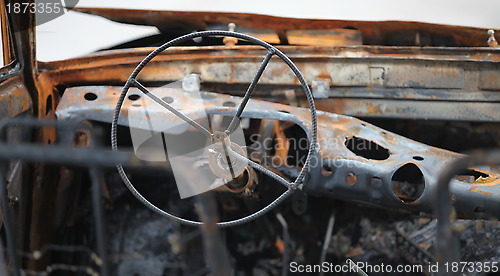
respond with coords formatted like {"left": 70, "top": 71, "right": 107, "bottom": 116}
{"left": 220, "top": 138, "right": 237, "bottom": 179}
{"left": 227, "top": 146, "right": 292, "bottom": 189}
{"left": 130, "top": 79, "right": 212, "bottom": 138}
{"left": 226, "top": 50, "right": 274, "bottom": 134}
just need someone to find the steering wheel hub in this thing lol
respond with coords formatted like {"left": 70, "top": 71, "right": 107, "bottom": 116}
{"left": 208, "top": 133, "right": 247, "bottom": 179}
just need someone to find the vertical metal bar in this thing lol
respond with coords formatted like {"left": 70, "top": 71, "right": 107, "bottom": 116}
{"left": 0, "top": 163, "right": 20, "bottom": 276}
{"left": 196, "top": 193, "right": 231, "bottom": 276}
{"left": 89, "top": 167, "right": 109, "bottom": 276}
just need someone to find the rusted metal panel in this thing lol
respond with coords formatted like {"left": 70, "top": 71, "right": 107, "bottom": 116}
{"left": 326, "top": 87, "right": 500, "bottom": 102}
{"left": 72, "top": 7, "right": 497, "bottom": 47}
{"left": 0, "top": 77, "right": 33, "bottom": 118}
{"left": 286, "top": 29, "right": 362, "bottom": 46}
{"left": 479, "top": 69, "right": 500, "bottom": 90}
{"left": 55, "top": 85, "right": 500, "bottom": 218}
{"left": 305, "top": 63, "right": 370, "bottom": 87}
{"left": 38, "top": 45, "right": 500, "bottom": 121}
{"left": 40, "top": 46, "right": 500, "bottom": 87}
{"left": 316, "top": 98, "right": 500, "bottom": 121}
{"left": 385, "top": 65, "right": 464, "bottom": 89}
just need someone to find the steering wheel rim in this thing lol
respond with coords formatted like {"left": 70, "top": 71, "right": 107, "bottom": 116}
{"left": 111, "top": 31, "right": 318, "bottom": 227}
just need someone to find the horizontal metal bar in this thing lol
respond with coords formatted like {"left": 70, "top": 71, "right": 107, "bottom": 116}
{"left": 326, "top": 87, "right": 500, "bottom": 102}
{"left": 0, "top": 144, "right": 135, "bottom": 167}
{"left": 316, "top": 98, "right": 500, "bottom": 122}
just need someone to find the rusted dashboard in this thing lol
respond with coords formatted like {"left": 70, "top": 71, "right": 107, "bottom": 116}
{"left": 55, "top": 84, "right": 500, "bottom": 218}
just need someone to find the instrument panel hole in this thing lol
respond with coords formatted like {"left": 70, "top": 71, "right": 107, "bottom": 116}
{"left": 321, "top": 165, "right": 333, "bottom": 176}
{"left": 162, "top": 96, "right": 174, "bottom": 104}
{"left": 84, "top": 92, "right": 97, "bottom": 101}
{"left": 345, "top": 136, "right": 390, "bottom": 160}
{"left": 46, "top": 95, "right": 53, "bottom": 114}
{"left": 391, "top": 163, "right": 425, "bottom": 203}
{"left": 128, "top": 94, "right": 141, "bottom": 101}
{"left": 455, "top": 169, "right": 489, "bottom": 182}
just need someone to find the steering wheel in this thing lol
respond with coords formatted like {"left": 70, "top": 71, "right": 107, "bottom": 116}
{"left": 111, "top": 31, "right": 317, "bottom": 227}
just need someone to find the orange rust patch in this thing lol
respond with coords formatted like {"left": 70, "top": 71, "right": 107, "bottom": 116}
{"left": 468, "top": 176, "right": 500, "bottom": 196}
{"left": 275, "top": 238, "right": 284, "bottom": 253}
{"left": 345, "top": 173, "right": 357, "bottom": 186}
{"left": 470, "top": 189, "right": 493, "bottom": 196}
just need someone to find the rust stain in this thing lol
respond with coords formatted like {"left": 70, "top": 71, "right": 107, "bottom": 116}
{"left": 468, "top": 176, "right": 500, "bottom": 196}
{"left": 471, "top": 189, "right": 493, "bottom": 196}
{"left": 120, "top": 107, "right": 129, "bottom": 117}
{"left": 275, "top": 238, "right": 285, "bottom": 253}
{"left": 272, "top": 122, "right": 290, "bottom": 167}
{"left": 316, "top": 73, "right": 331, "bottom": 79}
{"left": 287, "top": 29, "right": 361, "bottom": 46}
{"left": 345, "top": 172, "right": 357, "bottom": 185}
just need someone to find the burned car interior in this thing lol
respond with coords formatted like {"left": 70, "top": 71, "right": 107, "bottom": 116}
{"left": 0, "top": 1, "right": 499, "bottom": 275}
